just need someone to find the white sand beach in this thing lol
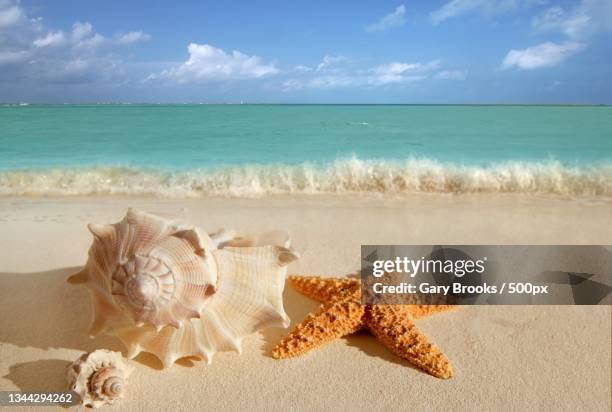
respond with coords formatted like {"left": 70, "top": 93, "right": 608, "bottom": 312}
{"left": 0, "top": 194, "right": 610, "bottom": 411}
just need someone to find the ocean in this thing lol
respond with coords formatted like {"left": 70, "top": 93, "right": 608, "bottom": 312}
{"left": 0, "top": 104, "right": 610, "bottom": 197}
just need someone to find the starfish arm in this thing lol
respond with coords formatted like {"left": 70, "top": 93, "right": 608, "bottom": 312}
{"left": 273, "top": 292, "right": 365, "bottom": 359}
{"left": 408, "top": 304, "right": 456, "bottom": 320}
{"left": 366, "top": 305, "right": 453, "bottom": 379}
{"left": 288, "top": 275, "right": 359, "bottom": 303}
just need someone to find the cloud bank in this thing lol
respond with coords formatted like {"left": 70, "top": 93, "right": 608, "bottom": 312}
{"left": 0, "top": 0, "right": 150, "bottom": 85}
{"left": 282, "top": 56, "right": 463, "bottom": 90}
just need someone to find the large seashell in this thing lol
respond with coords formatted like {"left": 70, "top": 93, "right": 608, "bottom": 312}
{"left": 69, "top": 209, "right": 298, "bottom": 367}
{"left": 67, "top": 349, "right": 133, "bottom": 409}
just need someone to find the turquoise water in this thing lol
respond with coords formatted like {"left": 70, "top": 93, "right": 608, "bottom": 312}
{"left": 0, "top": 104, "right": 611, "bottom": 197}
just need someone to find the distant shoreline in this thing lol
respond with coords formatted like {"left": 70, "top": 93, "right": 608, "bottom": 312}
{"left": 2, "top": 103, "right": 611, "bottom": 107}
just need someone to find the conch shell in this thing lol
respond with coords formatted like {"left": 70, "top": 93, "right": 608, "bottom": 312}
{"left": 69, "top": 209, "right": 298, "bottom": 367}
{"left": 67, "top": 349, "right": 133, "bottom": 409}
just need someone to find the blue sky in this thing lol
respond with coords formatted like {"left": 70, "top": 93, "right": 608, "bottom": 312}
{"left": 0, "top": 0, "right": 611, "bottom": 103}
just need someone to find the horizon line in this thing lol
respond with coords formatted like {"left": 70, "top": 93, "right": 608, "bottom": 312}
{"left": 2, "top": 102, "right": 611, "bottom": 107}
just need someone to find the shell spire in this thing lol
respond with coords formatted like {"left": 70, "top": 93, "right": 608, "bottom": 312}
{"left": 70, "top": 209, "right": 298, "bottom": 368}
{"left": 67, "top": 349, "right": 133, "bottom": 409}
{"left": 71, "top": 209, "right": 217, "bottom": 334}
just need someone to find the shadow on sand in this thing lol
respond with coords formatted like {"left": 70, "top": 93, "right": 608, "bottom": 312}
{"left": 5, "top": 359, "right": 72, "bottom": 392}
{"left": 259, "top": 273, "right": 420, "bottom": 372}
{"left": 0, "top": 267, "right": 123, "bottom": 390}
{"left": 0, "top": 267, "right": 123, "bottom": 353}
{"left": 0, "top": 268, "right": 418, "bottom": 390}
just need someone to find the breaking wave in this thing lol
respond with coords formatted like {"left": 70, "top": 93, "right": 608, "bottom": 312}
{"left": 0, "top": 158, "right": 610, "bottom": 198}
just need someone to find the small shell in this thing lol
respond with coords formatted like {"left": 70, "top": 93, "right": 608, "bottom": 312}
{"left": 67, "top": 349, "right": 133, "bottom": 409}
{"left": 69, "top": 209, "right": 298, "bottom": 367}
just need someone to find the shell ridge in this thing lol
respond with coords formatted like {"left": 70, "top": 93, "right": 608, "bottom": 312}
{"left": 201, "top": 309, "right": 242, "bottom": 353}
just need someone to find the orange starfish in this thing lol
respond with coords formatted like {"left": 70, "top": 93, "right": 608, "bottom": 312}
{"left": 272, "top": 275, "right": 455, "bottom": 379}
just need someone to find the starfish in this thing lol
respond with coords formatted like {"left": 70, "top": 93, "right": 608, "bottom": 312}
{"left": 272, "top": 275, "right": 455, "bottom": 379}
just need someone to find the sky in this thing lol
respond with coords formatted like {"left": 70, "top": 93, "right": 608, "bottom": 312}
{"left": 0, "top": 0, "right": 611, "bottom": 103}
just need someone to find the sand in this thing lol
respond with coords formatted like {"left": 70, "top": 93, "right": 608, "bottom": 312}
{"left": 0, "top": 194, "right": 610, "bottom": 411}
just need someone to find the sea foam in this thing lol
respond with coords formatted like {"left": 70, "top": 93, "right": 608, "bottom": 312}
{"left": 0, "top": 158, "right": 610, "bottom": 198}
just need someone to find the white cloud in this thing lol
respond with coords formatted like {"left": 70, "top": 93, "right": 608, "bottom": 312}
{"left": 0, "top": 0, "right": 150, "bottom": 86}
{"left": 33, "top": 31, "right": 65, "bottom": 48}
{"left": 430, "top": 0, "right": 535, "bottom": 25}
{"left": 69, "top": 22, "right": 112, "bottom": 49}
{"left": 281, "top": 78, "right": 303, "bottom": 91}
{"left": 501, "top": 0, "right": 609, "bottom": 72}
{"left": 68, "top": 23, "right": 150, "bottom": 49}
{"left": 434, "top": 70, "right": 467, "bottom": 80}
{"left": 365, "top": 5, "right": 406, "bottom": 32}
{"left": 532, "top": 0, "right": 612, "bottom": 39}
{"left": 115, "top": 31, "right": 151, "bottom": 45}
{"left": 147, "top": 43, "right": 278, "bottom": 84}
{"left": 431, "top": 0, "right": 482, "bottom": 24}
{"left": 500, "top": 42, "right": 586, "bottom": 70}
{"left": 71, "top": 21, "right": 93, "bottom": 41}
{"left": 531, "top": 7, "right": 589, "bottom": 38}
{"left": 372, "top": 60, "right": 440, "bottom": 84}
{"left": 282, "top": 56, "right": 451, "bottom": 90}
{"left": 292, "top": 64, "right": 313, "bottom": 72}
{"left": 316, "top": 55, "right": 346, "bottom": 71}
{"left": 0, "top": 0, "right": 25, "bottom": 28}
